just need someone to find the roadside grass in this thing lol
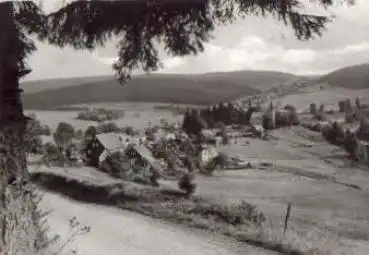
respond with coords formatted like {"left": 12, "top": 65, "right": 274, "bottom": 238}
{"left": 29, "top": 171, "right": 345, "bottom": 255}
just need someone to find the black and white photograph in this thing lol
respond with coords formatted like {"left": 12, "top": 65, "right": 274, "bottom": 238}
{"left": 0, "top": 0, "right": 368, "bottom": 254}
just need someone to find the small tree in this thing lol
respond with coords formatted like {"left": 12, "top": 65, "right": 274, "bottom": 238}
{"left": 343, "top": 130, "right": 359, "bottom": 160}
{"left": 322, "top": 121, "right": 345, "bottom": 146}
{"left": 319, "top": 103, "right": 325, "bottom": 113}
{"left": 287, "top": 106, "right": 299, "bottom": 125}
{"left": 53, "top": 122, "right": 75, "bottom": 151}
{"left": 345, "top": 112, "right": 355, "bottom": 123}
{"left": 121, "top": 126, "right": 135, "bottom": 136}
{"left": 26, "top": 114, "right": 51, "bottom": 136}
{"left": 356, "top": 118, "right": 369, "bottom": 141}
{"left": 338, "top": 100, "right": 346, "bottom": 112}
{"left": 345, "top": 98, "right": 352, "bottom": 113}
{"left": 24, "top": 135, "right": 43, "bottom": 154}
{"left": 75, "top": 129, "right": 84, "bottom": 139}
{"left": 84, "top": 125, "right": 97, "bottom": 138}
{"left": 96, "top": 122, "right": 120, "bottom": 134}
{"left": 178, "top": 173, "right": 196, "bottom": 197}
{"left": 355, "top": 97, "right": 362, "bottom": 110}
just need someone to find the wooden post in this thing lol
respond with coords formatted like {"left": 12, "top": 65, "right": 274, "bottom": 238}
{"left": 283, "top": 202, "right": 292, "bottom": 235}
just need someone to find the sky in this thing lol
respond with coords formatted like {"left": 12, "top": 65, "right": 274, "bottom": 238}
{"left": 23, "top": 0, "right": 369, "bottom": 81}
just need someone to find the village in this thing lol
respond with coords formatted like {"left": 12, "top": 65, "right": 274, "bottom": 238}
{"left": 26, "top": 94, "right": 369, "bottom": 198}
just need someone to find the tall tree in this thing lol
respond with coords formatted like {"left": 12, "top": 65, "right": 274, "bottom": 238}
{"left": 0, "top": 2, "right": 47, "bottom": 252}
{"left": 0, "top": 0, "right": 356, "bottom": 251}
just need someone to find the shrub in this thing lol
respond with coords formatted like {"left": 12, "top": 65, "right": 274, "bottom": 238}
{"left": 100, "top": 151, "right": 133, "bottom": 180}
{"left": 345, "top": 98, "right": 352, "bottom": 112}
{"left": 24, "top": 135, "right": 43, "bottom": 154}
{"left": 84, "top": 125, "right": 97, "bottom": 138}
{"left": 356, "top": 118, "right": 369, "bottom": 141}
{"left": 145, "top": 126, "right": 159, "bottom": 141}
{"left": 321, "top": 122, "right": 345, "bottom": 146}
{"left": 186, "top": 200, "right": 265, "bottom": 226}
{"left": 76, "top": 108, "right": 121, "bottom": 122}
{"left": 121, "top": 126, "right": 135, "bottom": 136}
{"left": 43, "top": 142, "right": 67, "bottom": 166}
{"left": 24, "top": 116, "right": 49, "bottom": 155}
{"left": 309, "top": 103, "right": 317, "bottom": 115}
{"left": 75, "top": 129, "right": 84, "bottom": 139}
{"left": 345, "top": 112, "right": 355, "bottom": 123}
{"left": 284, "top": 104, "right": 295, "bottom": 112}
{"left": 314, "top": 112, "right": 327, "bottom": 121}
{"left": 301, "top": 122, "right": 322, "bottom": 132}
{"left": 343, "top": 131, "right": 359, "bottom": 159}
{"left": 338, "top": 100, "right": 346, "bottom": 112}
{"left": 53, "top": 122, "right": 75, "bottom": 151}
{"left": 26, "top": 114, "right": 51, "bottom": 136}
{"left": 214, "top": 121, "right": 226, "bottom": 130}
{"left": 319, "top": 104, "right": 325, "bottom": 113}
{"left": 355, "top": 97, "right": 362, "bottom": 109}
{"left": 262, "top": 113, "right": 273, "bottom": 129}
{"left": 221, "top": 133, "right": 229, "bottom": 145}
{"left": 182, "top": 109, "right": 207, "bottom": 135}
{"left": 287, "top": 107, "right": 300, "bottom": 125}
{"left": 178, "top": 173, "right": 197, "bottom": 197}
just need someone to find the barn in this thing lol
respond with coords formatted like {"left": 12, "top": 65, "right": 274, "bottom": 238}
{"left": 83, "top": 132, "right": 141, "bottom": 167}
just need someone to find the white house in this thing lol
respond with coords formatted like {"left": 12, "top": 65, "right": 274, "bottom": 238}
{"left": 96, "top": 132, "right": 141, "bottom": 162}
{"left": 198, "top": 145, "right": 219, "bottom": 167}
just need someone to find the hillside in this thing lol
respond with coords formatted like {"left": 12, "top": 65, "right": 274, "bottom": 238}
{"left": 21, "top": 70, "right": 298, "bottom": 109}
{"left": 318, "top": 63, "right": 369, "bottom": 89}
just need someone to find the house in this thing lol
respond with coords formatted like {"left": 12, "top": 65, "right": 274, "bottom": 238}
{"left": 82, "top": 136, "right": 105, "bottom": 168}
{"left": 96, "top": 133, "right": 126, "bottom": 162}
{"left": 165, "top": 133, "right": 176, "bottom": 141}
{"left": 251, "top": 124, "right": 265, "bottom": 138}
{"left": 200, "top": 129, "right": 219, "bottom": 144}
{"left": 87, "top": 133, "right": 160, "bottom": 185}
{"left": 358, "top": 140, "right": 369, "bottom": 164}
{"left": 83, "top": 132, "right": 140, "bottom": 167}
{"left": 124, "top": 144, "right": 161, "bottom": 185}
{"left": 198, "top": 145, "right": 219, "bottom": 168}
{"left": 118, "top": 134, "right": 140, "bottom": 148}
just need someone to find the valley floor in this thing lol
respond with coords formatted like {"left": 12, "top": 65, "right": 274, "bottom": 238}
{"left": 32, "top": 125, "right": 369, "bottom": 254}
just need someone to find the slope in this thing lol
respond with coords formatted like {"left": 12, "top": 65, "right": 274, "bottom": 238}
{"left": 318, "top": 63, "right": 369, "bottom": 89}
{"left": 21, "top": 70, "right": 298, "bottom": 109}
{"left": 41, "top": 192, "right": 265, "bottom": 255}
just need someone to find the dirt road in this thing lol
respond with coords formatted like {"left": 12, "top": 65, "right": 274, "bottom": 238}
{"left": 40, "top": 192, "right": 273, "bottom": 255}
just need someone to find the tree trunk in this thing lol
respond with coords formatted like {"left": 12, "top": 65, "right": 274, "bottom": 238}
{"left": 0, "top": 2, "right": 46, "bottom": 253}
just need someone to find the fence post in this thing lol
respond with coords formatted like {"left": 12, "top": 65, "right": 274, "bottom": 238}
{"left": 283, "top": 202, "right": 292, "bottom": 235}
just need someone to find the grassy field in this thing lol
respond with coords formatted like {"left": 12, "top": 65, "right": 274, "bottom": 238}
{"left": 25, "top": 103, "right": 182, "bottom": 131}
{"left": 277, "top": 88, "right": 369, "bottom": 112}
{"left": 30, "top": 125, "right": 369, "bottom": 254}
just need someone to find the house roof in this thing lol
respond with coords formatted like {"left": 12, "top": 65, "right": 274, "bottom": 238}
{"left": 134, "top": 145, "right": 157, "bottom": 164}
{"left": 96, "top": 132, "right": 124, "bottom": 152}
{"left": 201, "top": 129, "right": 216, "bottom": 137}
{"left": 359, "top": 140, "right": 369, "bottom": 146}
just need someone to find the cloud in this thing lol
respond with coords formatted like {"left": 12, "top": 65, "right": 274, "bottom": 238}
{"left": 160, "top": 35, "right": 369, "bottom": 75}
{"left": 330, "top": 42, "right": 369, "bottom": 55}
{"left": 92, "top": 51, "right": 118, "bottom": 65}
{"left": 24, "top": 0, "right": 369, "bottom": 80}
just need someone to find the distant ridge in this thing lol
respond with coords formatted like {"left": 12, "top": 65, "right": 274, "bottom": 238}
{"left": 318, "top": 63, "right": 369, "bottom": 89}
{"left": 21, "top": 70, "right": 298, "bottom": 109}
